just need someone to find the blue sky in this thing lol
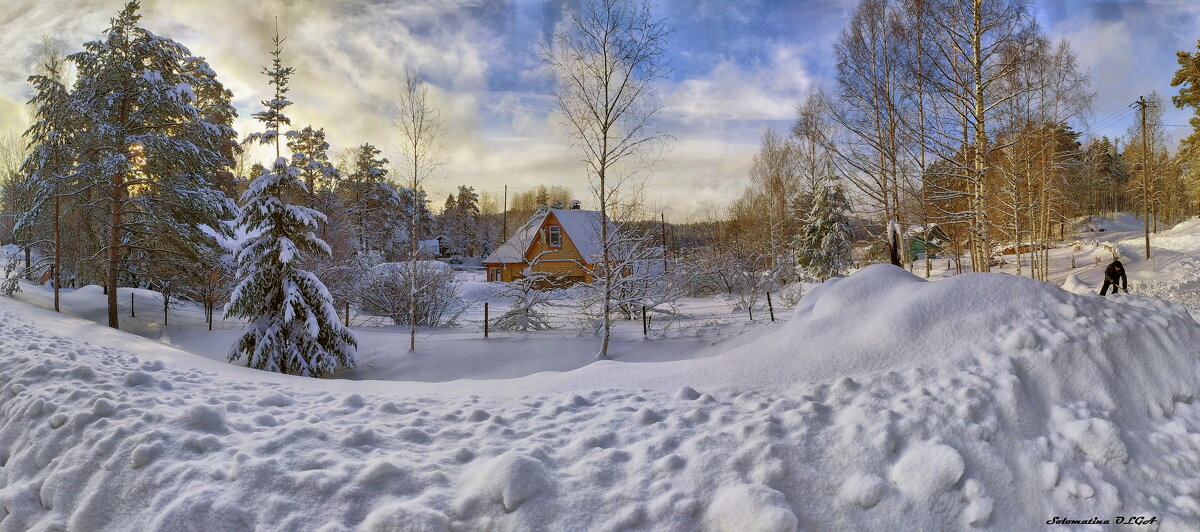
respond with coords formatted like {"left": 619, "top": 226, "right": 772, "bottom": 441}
{"left": 0, "top": 0, "right": 1197, "bottom": 216}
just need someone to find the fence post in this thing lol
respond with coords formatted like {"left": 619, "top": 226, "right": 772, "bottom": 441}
{"left": 642, "top": 305, "right": 647, "bottom": 336}
{"left": 484, "top": 302, "right": 489, "bottom": 338}
{"left": 344, "top": 302, "right": 350, "bottom": 326}
{"left": 131, "top": 293, "right": 135, "bottom": 318}
{"left": 163, "top": 290, "right": 168, "bottom": 326}
{"left": 749, "top": 303, "right": 754, "bottom": 321}
{"left": 767, "top": 292, "right": 775, "bottom": 322}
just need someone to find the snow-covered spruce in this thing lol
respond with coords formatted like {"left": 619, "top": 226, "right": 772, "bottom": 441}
{"left": 796, "top": 183, "right": 853, "bottom": 281}
{"left": 226, "top": 159, "right": 356, "bottom": 377}
{"left": 225, "top": 25, "right": 354, "bottom": 377}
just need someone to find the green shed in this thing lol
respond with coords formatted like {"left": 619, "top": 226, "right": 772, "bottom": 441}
{"left": 906, "top": 225, "right": 949, "bottom": 259}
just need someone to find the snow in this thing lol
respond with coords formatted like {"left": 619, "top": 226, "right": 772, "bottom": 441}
{"left": 706, "top": 484, "right": 798, "bottom": 532}
{"left": 888, "top": 442, "right": 964, "bottom": 498}
{"left": 8, "top": 214, "right": 1200, "bottom": 528}
{"left": 838, "top": 473, "right": 885, "bottom": 509}
{"left": 372, "top": 260, "right": 453, "bottom": 274}
{"left": 482, "top": 209, "right": 548, "bottom": 263}
{"left": 0, "top": 244, "right": 19, "bottom": 260}
{"left": 550, "top": 208, "right": 613, "bottom": 263}
{"left": 460, "top": 451, "right": 553, "bottom": 513}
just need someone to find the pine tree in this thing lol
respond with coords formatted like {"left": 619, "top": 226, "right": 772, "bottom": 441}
{"left": 797, "top": 184, "right": 854, "bottom": 281}
{"left": 67, "top": 1, "right": 238, "bottom": 327}
{"left": 226, "top": 23, "right": 355, "bottom": 377}
{"left": 1171, "top": 40, "right": 1200, "bottom": 194}
{"left": 9, "top": 55, "right": 75, "bottom": 302}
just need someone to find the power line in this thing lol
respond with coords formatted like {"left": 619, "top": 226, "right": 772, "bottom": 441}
{"left": 1079, "top": 107, "right": 1137, "bottom": 137}
{"left": 1082, "top": 107, "right": 1136, "bottom": 132}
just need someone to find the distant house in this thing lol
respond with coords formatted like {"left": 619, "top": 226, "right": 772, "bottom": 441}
{"left": 482, "top": 203, "right": 615, "bottom": 286}
{"left": 906, "top": 224, "right": 949, "bottom": 259}
{"left": 417, "top": 235, "right": 448, "bottom": 258}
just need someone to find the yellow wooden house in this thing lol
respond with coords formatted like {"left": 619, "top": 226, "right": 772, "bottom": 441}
{"left": 483, "top": 205, "right": 614, "bottom": 286}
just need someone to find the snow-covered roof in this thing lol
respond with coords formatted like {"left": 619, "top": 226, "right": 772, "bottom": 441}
{"left": 483, "top": 209, "right": 614, "bottom": 264}
{"left": 551, "top": 209, "right": 610, "bottom": 262}
{"left": 903, "top": 223, "right": 947, "bottom": 238}
{"left": 483, "top": 210, "right": 548, "bottom": 264}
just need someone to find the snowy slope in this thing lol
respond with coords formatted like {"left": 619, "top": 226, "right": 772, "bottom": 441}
{"left": 2, "top": 265, "right": 1200, "bottom": 530}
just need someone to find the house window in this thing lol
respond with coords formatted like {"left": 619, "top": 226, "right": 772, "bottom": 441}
{"left": 548, "top": 225, "right": 562, "bottom": 248}
{"left": 490, "top": 268, "right": 501, "bottom": 282}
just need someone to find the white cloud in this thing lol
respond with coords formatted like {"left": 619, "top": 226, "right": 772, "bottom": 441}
{"left": 663, "top": 44, "right": 813, "bottom": 124}
{"left": 0, "top": 95, "right": 25, "bottom": 134}
{"left": 1043, "top": 1, "right": 1197, "bottom": 144}
{"left": 0, "top": 0, "right": 813, "bottom": 217}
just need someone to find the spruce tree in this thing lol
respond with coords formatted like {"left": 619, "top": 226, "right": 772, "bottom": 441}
{"left": 339, "top": 143, "right": 397, "bottom": 258}
{"left": 287, "top": 125, "right": 338, "bottom": 206}
{"left": 797, "top": 184, "right": 854, "bottom": 281}
{"left": 226, "top": 24, "right": 355, "bottom": 377}
{"left": 454, "top": 186, "right": 480, "bottom": 255}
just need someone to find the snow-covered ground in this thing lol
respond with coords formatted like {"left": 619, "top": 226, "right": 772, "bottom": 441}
{"left": 3, "top": 216, "right": 1200, "bottom": 530}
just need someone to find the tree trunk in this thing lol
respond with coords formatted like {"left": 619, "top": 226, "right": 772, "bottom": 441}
{"left": 107, "top": 170, "right": 122, "bottom": 329}
{"left": 971, "top": 0, "right": 990, "bottom": 273}
{"left": 598, "top": 139, "right": 611, "bottom": 359}
{"left": 410, "top": 161, "right": 418, "bottom": 352}
{"left": 53, "top": 196, "right": 60, "bottom": 313}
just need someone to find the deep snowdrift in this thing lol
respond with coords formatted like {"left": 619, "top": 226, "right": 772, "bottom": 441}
{"left": 2, "top": 265, "right": 1200, "bottom": 530}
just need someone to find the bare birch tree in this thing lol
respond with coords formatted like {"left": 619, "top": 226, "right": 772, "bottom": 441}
{"left": 394, "top": 67, "right": 445, "bottom": 352}
{"left": 544, "top": 0, "right": 671, "bottom": 359}
{"left": 922, "top": 0, "right": 1032, "bottom": 272}
{"left": 831, "top": 0, "right": 909, "bottom": 266}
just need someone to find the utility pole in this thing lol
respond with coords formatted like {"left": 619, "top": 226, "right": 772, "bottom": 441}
{"left": 502, "top": 184, "right": 508, "bottom": 242}
{"left": 1135, "top": 96, "right": 1152, "bottom": 259}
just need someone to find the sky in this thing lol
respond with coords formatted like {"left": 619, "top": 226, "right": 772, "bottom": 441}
{"left": 0, "top": 0, "right": 1198, "bottom": 219}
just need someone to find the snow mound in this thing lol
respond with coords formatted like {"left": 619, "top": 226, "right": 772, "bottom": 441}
{"left": 707, "top": 484, "right": 798, "bottom": 532}
{"left": 889, "top": 442, "right": 964, "bottom": 498}
{"left": 838, "top": 473, "right": 885, "bottom": 509}
{"left": 718, "top": 264, "right": 1200, "bottom": 418}
{"left": 360, "top": 501, "right": 449, "bottom": 532}
{"left": 4, "top": 264, "right": 1200, "bottom": 529}
{"left": 1061, "top": 273, "right": 1093, "bottom": 294}
{"left": 460, "top": 451, "right": 553, "bottom": 512}
{"left": 1058, "top": 416, "right": 1129, "bottom": 465}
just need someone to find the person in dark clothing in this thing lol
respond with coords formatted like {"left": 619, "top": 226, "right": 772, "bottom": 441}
{"left": 1100, "top": 259, "right": 1127, "bottom": 295}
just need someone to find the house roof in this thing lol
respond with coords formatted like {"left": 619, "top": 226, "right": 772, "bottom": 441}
{"left": 483, "top": 208, "right": 614, "bottom": 264}
{"left": 903, "top": 223, "right": 947, "bottom": 238}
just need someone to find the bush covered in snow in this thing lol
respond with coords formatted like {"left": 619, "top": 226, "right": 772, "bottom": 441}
{"left": 358, "top": 261, "right": 463, "bottom": 326}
